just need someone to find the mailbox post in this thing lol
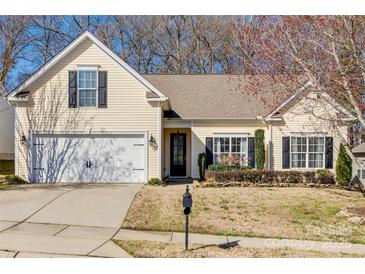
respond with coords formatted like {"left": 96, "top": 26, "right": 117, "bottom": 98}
{"left": 183, "top": 185, "right": 192, "bottom": 252}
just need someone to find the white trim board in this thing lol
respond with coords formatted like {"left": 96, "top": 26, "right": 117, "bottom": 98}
{"left": 264, "top": 80, "right": 355, "bottom": 120}
{"left": 8, "top": 31, "right": 168, "bottom": 101}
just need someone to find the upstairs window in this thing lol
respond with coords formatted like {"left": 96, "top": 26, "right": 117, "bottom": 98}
{"left": 78, "top": 69, "right": 97, "bottom": 107}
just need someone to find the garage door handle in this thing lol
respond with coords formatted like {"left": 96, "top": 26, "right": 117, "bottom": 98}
{"left": 33, "top": 167, "right": 44, "bottom": 171}
{"left": 133, "top": 168, "right": 144, "bottom": 171}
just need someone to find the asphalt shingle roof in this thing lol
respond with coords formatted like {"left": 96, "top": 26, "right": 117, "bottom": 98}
{"left": 144, "top": 74, "right": 303, "bottom": 119}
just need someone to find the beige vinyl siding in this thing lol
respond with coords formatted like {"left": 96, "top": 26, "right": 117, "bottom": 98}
{"left": 191, "top": 121, "right": 268, "bottom": 178}
{"left": 15, "top": 38, "right": 159, "bottom": 181}
{"left": 271, "top": 92, "right": 348, "bottom": 171}
{"left": 164, "top": 128, "right": 192, "bottom": 178}
{"left": 352, "top": 155, "right": 365, "bottom": 181}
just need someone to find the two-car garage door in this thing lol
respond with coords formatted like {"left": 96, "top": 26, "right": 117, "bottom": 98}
{"left": 32, "top": 134, "right": 146, "bottom": 183}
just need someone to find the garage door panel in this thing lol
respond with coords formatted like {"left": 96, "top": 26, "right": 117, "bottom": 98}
{"left": 32, "top": 134, "right": 146, "bottom": 183}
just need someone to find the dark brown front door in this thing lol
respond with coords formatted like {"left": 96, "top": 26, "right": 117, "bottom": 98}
{"left": 170, "top": 133, "right": 186, "bottom": 177}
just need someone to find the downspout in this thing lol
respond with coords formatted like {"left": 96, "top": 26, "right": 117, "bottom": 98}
{"left": 157, "top": 102, "right": 162, "bottom": 179}
{"left": 268, "top": 123, "right": 273, "bottom": 170}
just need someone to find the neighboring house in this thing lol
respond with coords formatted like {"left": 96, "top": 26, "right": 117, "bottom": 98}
{"left": 352, "top": 143, "right": 365, "bottom": 183}
{"left": 0, "top": 84, "right": 15, "bottom": 160}
{"left": 7, "top": 31, "right": 354, "bottom": 183}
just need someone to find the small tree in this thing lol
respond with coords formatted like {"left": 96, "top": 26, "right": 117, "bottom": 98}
{"left": 198, "top": 153, "right": 207, "bottom": 181}
{"left": 336, "top": 143, "right": 352, "bottom": 185}
{"left": 255, "top": 129, "right": 265, "bottom": 170}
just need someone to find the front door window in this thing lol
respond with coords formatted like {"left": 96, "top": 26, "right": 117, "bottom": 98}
{"left": 170, "top": 133, "right": 186, "bottom": 177}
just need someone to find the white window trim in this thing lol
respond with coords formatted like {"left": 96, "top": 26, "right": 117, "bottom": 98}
{"left": 77, "top": 67, "right": 99, "bottom": 108}
{"left": 290, "top": 136, "right": 325, "bottom": 169}
{"left": 213, "top": 134, "right": 249, "bottom": 166}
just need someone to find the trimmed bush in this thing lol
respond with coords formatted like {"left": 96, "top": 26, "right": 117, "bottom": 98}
{"left": 255, "top": 129, "right": 265, "bottom": 170}
{"left": 198, "top": 153, "right": 207, "bottom": 181}
{"left": 336, "top": 143, "right": 352, "bottom": 186}
{"left": 4, "top": 175, "right": 28, "bottom": 185}
{"left": 205, "top": 169, "right": 335, "bottom": 185}
{"left": 208, "top": 164, "right": 251, "bottom": 172}
{"left": 147, "top": 178, "right": 165, "bottom": 186}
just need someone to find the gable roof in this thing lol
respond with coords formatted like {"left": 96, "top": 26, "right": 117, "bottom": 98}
{"left": 265, "top": 81, "right": 355, "bottom": 120}
{"left": 8, "top": 31, "right": 167, "bottom": 101}
{"left": 352, "top": 143, "right": 365, "bottom": 154}
{"left": 144, "top": 74, "right": 303, "bottom": 119}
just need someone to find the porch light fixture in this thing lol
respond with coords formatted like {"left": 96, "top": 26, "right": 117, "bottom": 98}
{"left": 149, "top": 134, "right": 157, "bottom": 147}
{"left": 20, "top": 135, "right": 27, "bottom": 145}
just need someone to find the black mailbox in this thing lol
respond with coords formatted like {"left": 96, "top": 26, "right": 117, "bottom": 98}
{"left": 183, "top": 190, "right": 192, "bottom": 208}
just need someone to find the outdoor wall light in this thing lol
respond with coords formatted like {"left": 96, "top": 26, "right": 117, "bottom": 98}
{"left": 149, "top": 134, "right": 156, "bottom": 144}
{"left": 20, "top": 135, "right": 27, "bottom": 145}
{"left": 148, "top": 134, "right": 157, "bottom": 148}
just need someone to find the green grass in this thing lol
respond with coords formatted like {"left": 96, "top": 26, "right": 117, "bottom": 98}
{"left": 0, "top": 160, "right": 14, "bottom": 175}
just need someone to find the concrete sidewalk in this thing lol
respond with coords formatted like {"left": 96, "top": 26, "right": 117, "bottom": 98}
{"left": 114, "top": 229, "right": 365, "bottom": 255}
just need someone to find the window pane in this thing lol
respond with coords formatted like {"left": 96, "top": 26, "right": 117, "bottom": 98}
{"left": 309, "top": 137, "right": 324, "bottom": 153}
{"left": 231, "top": 137, "right": 241, "bottom": 153}
{"left": 358, "top": 170, "right": 361, "bottom": 177}
{"left": 309, "top": 153, "right": 323, "bottom": 168}
{"left": 79, "top": 90, "right": 96, "bottom": 107}
{"left": 362, "top": 170, "right": 365, "bottom": 180}
{"left": 90, "top": 71, "right": 97, "bottom": 88}
{"left": 78, "top": 70, "right": 97, "bottom": 89}
{"left": 220, "top": 138, "right": 229, "bottom": 153}
{"left": 291, "top": 137, "right": 307, "bottom": 153}
{"left": 291, "top": 153, "right": 306, "bottom": 168}
{"left": 79, "top": 71, "right": 85, "bottom": 88}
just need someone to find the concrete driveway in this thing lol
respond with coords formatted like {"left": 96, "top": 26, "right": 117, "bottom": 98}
{"left": 0, "top": 183, "right": 142, "bottom": 257}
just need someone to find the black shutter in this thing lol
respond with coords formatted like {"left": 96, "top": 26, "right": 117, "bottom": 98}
{"left": 98, "top": 71, "right": 107, "bottom": 108}
{"left": 248, "top": 137, "right": 255, "bottom": 168}
{"left": 282, "top": 137, "right": 290, "bottom": 169}
{"left": 206, "top": 137, "right": 213, "bottom": 166}
{"left": 68, "top": 71, "right": 77, "bottom": 108}
{"left": 325, "top": 137, "right": 333, "bottom": 169}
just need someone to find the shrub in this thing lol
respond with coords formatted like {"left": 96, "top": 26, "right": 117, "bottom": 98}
{"left": 303, "top": 171, "right": 317, "bottom": 184}
{"left": 255, "top": 129, "right": 265, "bottom": 170}
{"left": 336, "top": 143, "right": 352, "bottom": 186}
{"left": 198, "top": 153, "right": 207, "bottom": 181}
{"left": 208, "top": 164, "right": 251, "bottom": 172}
{"left": 317, "top": 172, "right": 336, "bottom": 185}
{"left": 147, "top": 178, "right": 164, "bottom": 186}
{"left": 276, "top": 171, "right": 303, "bottom": 184}
{"left": 4, "top": 175, "right": 28, "bottom": 185}
{"left": 205, "top": 169, "right": 335, "bottom": 185}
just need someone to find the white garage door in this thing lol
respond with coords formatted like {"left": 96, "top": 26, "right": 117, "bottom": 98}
{"left": 32, "top": 134, "right": 146, "bottom": 183}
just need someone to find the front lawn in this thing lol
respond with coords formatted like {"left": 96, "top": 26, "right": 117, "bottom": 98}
{"left": 122, "top": 186, "right": 365, "bottom": 244}
{"left": 114, "top": 239, "right": 364, "bottom": 258}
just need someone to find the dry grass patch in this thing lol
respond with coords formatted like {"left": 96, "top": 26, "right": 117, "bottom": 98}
{"left": 122, "top": 186, "right": 365, "bottom": 243}
{"left": 114, "top": 239, "right": 363, "bottom": 258}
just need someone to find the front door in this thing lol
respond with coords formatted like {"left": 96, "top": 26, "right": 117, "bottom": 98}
{"left": 170, "top": 133, "right": 186, "bottom": 177}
